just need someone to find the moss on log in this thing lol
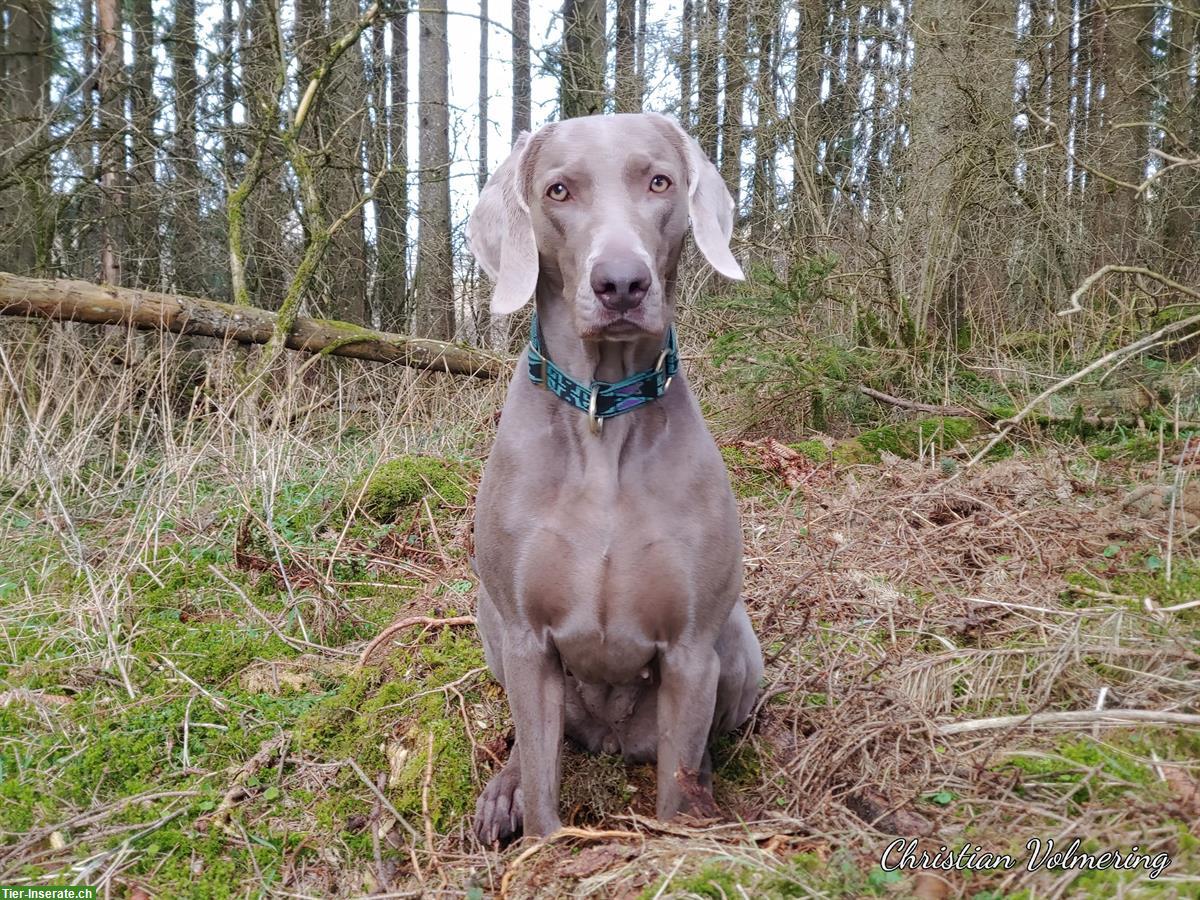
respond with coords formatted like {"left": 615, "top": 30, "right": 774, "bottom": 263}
{"left": 0, "top": 273, "right": 506, "bottom": 379}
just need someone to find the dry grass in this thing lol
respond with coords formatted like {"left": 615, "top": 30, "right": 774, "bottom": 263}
{"left": 1, "top": 323, "right": 1197, "bottom": 898}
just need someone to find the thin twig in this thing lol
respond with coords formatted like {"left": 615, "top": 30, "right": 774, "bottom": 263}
{"left": 357, "top": 615, "right": 477, "bottom": 669}
{"left": 421, "top": 731, "right": 439, "bottom": 873}
{"left": 207, "top": 564, "right": 357, "bottom": 657}
{"left": 937, "top": 709, "right": 1200, "bottom": 736}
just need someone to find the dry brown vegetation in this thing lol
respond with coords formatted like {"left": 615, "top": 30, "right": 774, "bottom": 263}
{"left": 1, "top": 323, "right": 1197, "bottom": 898}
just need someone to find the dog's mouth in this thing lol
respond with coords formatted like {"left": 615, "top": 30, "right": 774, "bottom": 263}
{"left": 581, "top": 312, "right": 663, "bottom": 341}
{"left": 597, "top": 317, "right": 646, "bottom": 337}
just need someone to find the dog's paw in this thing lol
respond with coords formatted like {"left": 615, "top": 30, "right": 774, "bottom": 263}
{"left": 474, "top": 763, "right": 524, "bottom": 846}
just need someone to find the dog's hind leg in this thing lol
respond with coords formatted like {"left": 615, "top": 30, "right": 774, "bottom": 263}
{"left": 712, "top": 600, "right": 763, "bottom": 735}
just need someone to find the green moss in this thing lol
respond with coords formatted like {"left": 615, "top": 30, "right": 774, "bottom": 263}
{"left": 348, "top": 455, "right": 470, "bottom": 522}
{"left": 789, "top": 440, "right": 830, "bottom": 463}
{"left": 123, "top": 551, "right": 296, "bottom": 683}
{"left": 712, "top": 734, "right": 762, "bottom": 788}
{"left": 832, "top": 439, "right": 881, "bottom": 465}
{"left": 639, "top": 849, "right": 905, "bottom": 899}
{"left": 855, "top": 417, "right": 976, "bottom": 458}
{"left": 1068, "top": 559, "right": 1200, "bottom": 620}
{"left": 641, "top": 861, "right": 761, "bottom": 899}
{"left": 720, "top": 445, "right": 772, "bottom": 497}
{"left": 295, "top": 630, "right": 486, "bottom": 830}
{"left": 827, "top": 416, "right": 976, "bottom": 465}
{"left": 136, "top": 823, "right": 295, "bottom": 898}
{"left": 1001, "top": 736, "right": 1153, "bottom": 808}
{"left": 0, "top": 728, "right": 41, "bottom": 832}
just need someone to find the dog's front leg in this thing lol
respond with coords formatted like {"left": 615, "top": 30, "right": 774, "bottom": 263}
{"left": 655, "top": 644, "right": 720, "bottom": 820}
{"left": 504, "top": 630, "right": 565, "bottom": 836}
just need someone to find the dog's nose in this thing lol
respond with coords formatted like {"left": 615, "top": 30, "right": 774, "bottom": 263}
{"left": 590, "top": 257, "right": 651, "bottom": 313}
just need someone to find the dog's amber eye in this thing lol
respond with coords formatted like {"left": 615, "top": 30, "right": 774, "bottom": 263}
{"left": 649, "top": 175, "right": 672, "bottom": 193}
{"left": 546, "top": 182, "right": 570, "bottom": 202}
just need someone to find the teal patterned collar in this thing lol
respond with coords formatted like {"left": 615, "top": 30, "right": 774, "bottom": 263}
{"left": 526, "top": 315, "right": 679, "bottom": 435}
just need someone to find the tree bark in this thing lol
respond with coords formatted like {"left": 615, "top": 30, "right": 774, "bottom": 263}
{"left": 679, "top": 0, "right": 694, "bottom": 126}
{"left": 0, "top": 273, "right": 504, "bottom": 378}
{"left": 749, "top": 0, "right": 777, "bottom": 246}
{"left": 323, "top": 0, "right": 370, "bottom": 324}
{"left": 561, "top": 0, "right": 607, "bottom": 118}
{"left": 243, "top": 0, "right": 290, "bottom": 310}
{"left": 905, "top": 0, "right": 967, "bottom": 337}
{"left": 172, "top": 0, "right": 206, "bottom": 297}
{"left": 636, "top": 0, "right": 648, "bottom": 102}
{"left": 97, "top": 0, "right": 126, "bottom": 286}
{"left": 1086, "top": 1, "right": 1154, "bottom": 272}
{"left": 414, "top": 0, "right": 455, "bottom": 339}
{"left": 1161, "top": 0, "right": 1199, "bottom": 281}
{"left": 719, "top": 0, "right": 749, "bottom": 208}
{"left": 615, "top": 0, "right": 639, "bottom": 112}
{"left": 478, "top": 0, "right": 490, "bottom": 191}
{"left": 789, "top": 0, "right": 824, "bottom": 249}
{"left": 512, "top": 0, "right": 532, "bottom": 134}
{"left": 696, "top": 0, "right": 720, "bottom": 158}
{"left": 0, "top": 0, "right": 51, "bottom": 275}
{"left": 376, "top": 12, "right": 410, "bottom": 331}
{"left": 130, "top": 0, "right": 159, "bottom": 289}
{"left": 477, "top": 0, "right": 492, "bottom": 347}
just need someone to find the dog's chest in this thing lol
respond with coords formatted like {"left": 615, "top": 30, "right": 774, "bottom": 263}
{"left": 490, "top": 472, "right": 738, "bottom": 681}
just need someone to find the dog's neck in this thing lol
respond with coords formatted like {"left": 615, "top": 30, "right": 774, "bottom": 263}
{"left": 532, "top": 282, "right": 674, "bottom": 386}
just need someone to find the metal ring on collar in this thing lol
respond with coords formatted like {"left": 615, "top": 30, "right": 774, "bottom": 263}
{"left": 588, "top": 384, "right": 603, "bottom": 436}
{"left": 655, "top": 348, "right": 673, "bottom": 393}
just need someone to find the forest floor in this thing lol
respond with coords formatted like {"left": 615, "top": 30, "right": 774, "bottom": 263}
{"left": 1, "top": 331, "right": 1198, "bottom": 899}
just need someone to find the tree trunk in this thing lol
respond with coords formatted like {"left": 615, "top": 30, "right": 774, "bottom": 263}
{"left": 749, "top": 0, "right": 777, "bottom": 246}
{"left": 512, "top": 0, "right": 532, "bottom": 134}
{"left": 376, "top": 13, "right": 410, "bottom": 331}
{"left": 97, "top": 0, "right": 126, "bottom": 286}
{"left": 0, "top": 0, "right": 51, "bottom": 275}
{"left": 323, "top": 0, "right": 369, "bottom": 324}
{"left": 0, "top": 273, "right": 504, "bottom": 378}
{"left": 615, "top": 0, "right": 639, "bottom": 112}
{"left": 719, "top": 0, "right": 750, "bottom": 209}
{"left": 414, "top": 0, "right": 455, "bottom": 340}
{"left": 243, "top": 0, "right": 290, "bottom": 309}
{"left": 130, "top": 0, "right": 160, "bottom": 289}
{"left": 789, "top": 0, "right": 824, "bottom": 248}
{"left": 172, "top": 0, "right": 206, "bottom": 297}
{"left": 905, "top": 0, "right": 967, "bottom": 336}
{"left": 1161, "top": 1, "right": 1199, "bottom": 281}
{"left": 478, "top": 0, "right": 490, "bottom": 191}
{"left": 1085, "top": 0, "right": 1154, "bottom": 273}
{"left": 561, "top": 0, "right": 607, "bottom": 117}
{"left": 222, "top": 0, "right": 236, "bottom": 137}
{"left": 636, "top": 0, "right": 648, "bottom": 102}
{"left": 818, "top": 0, "right": 852, "bottom": 212}
{"left": 679, "top": 0, "right": 694, "bottom": 126}
{"left": 368, "top": 19, "right": 387, "bottom": 322}
{"left": 696, "top": 0, "right": 720, "bottom": 158}
{"left": 477, "top": 0, "right": 492, "bottom": 347}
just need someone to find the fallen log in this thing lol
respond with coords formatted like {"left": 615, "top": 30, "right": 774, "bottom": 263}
{"left": 0, "top": 273, "right": 506, "bottom": 379}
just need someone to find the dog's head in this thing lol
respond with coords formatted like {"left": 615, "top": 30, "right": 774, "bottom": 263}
{"left": 468, "top": 113, "right": 743, "bottom": 341}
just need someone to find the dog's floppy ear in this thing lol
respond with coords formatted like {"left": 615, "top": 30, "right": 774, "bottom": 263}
{"left": 651, "top": 114, "right": 744, "bottom": 281}
{"left": 468, "top": 132, "right": 538, "bottom": 314}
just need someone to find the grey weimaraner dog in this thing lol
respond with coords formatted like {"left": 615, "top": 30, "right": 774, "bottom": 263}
{"left": 467, "top": 112, "right": 763, "bottom": 843}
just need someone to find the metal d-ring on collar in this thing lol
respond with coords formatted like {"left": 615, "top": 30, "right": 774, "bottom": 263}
{"left": 526, "top": 314, "right": 679, "bottom": 436}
